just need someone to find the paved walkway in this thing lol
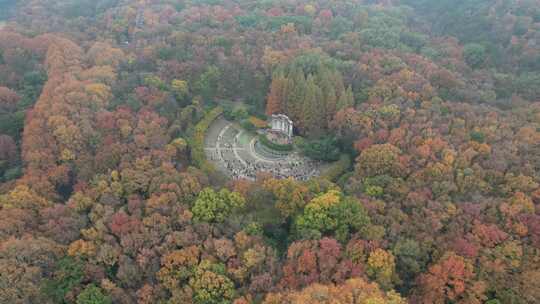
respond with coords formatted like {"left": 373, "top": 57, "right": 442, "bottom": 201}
{"left": 233, "top": 131, "right": 248, "bottom": 166}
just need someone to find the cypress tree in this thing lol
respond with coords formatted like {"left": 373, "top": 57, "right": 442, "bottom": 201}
{"left": 337, "top": 85, "right": 355, "bottom": 110}
{"left": 302, "top": 74, "right": 325, "bottom": 137}
{"left": 286, "top": 67, "right": 307, "bottom": 124}
{"left": 265, "top": 52, "right": 353, "bottom": 137}
{"left": 266, "top": 72, "right": 286, "bottom": 115}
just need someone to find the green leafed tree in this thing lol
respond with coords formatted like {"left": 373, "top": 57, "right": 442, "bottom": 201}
{"left": 43, "top": 256, "right": 84, "bottom": 303}
{"left": 300, "top": 136, "right": 341, "bottom": 162}
{"left": 192, "top": 188, "right": 245, "bottom": 223}
{"left": 171, "top": 79, "right": 190, "bottom": 105}
{"left": 294, "top": 190, "right": 371, "bottom": 241}
{"left": 463, "top": 43, "right": 487, "bottom": 69}
{"left": 195, "top": 66, "right": 221, "bottom": 102}
{"left": 189, "top": 260, "right": 236, "bottom": 304}
{"left": 76, "top": 284, "right": 112, "bottom": 304}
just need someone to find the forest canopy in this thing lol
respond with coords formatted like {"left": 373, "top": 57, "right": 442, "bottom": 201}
{"left": 0, "top": 0, "right": 539, "bottom": 304}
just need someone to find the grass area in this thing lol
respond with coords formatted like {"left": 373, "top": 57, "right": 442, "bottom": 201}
{"left": 237, "top": 130, "right": 255, "bottom": 146}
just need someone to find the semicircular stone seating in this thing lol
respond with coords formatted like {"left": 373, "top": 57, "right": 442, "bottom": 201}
{"left": 204, "top": 117, "right": 323, "bottom": 181}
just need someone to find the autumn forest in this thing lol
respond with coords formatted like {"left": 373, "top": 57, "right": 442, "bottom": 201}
{"left": 0, "top": 0, "right": 539, "bottom": 303}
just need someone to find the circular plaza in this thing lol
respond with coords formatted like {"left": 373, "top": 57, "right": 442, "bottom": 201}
{"left": 204, "top": 116, "right": 323, "bottom": 181}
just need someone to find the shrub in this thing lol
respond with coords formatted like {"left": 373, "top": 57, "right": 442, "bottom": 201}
{"left": 232, "top": 108, "right": 249, "bottom": 121}
{"left": 249, "top": 116, "right": 268, "bottom": 129}
{"left": 241, "top": 119, "right": 256, "bottom": 132}
{"left": 223, "top": 104, "right": 234, "bottom": 120}
{"left": 258, "top": 134, "right": 293, "bottom": 152}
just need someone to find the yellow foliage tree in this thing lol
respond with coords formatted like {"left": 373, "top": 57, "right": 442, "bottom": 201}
{"left": 263, "top": 277, "right": 406, "bottom": 304}
{"left": 367, "top": 249, "right": 397, "bottom": 290}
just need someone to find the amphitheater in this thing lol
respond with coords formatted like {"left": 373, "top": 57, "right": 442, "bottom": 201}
{"left": 204, "top": 116, "right": 324, "bottom": 181}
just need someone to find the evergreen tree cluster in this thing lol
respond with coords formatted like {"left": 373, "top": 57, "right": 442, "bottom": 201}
{"left": 266, "top": 53, "right": 354, "bottom": 137}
